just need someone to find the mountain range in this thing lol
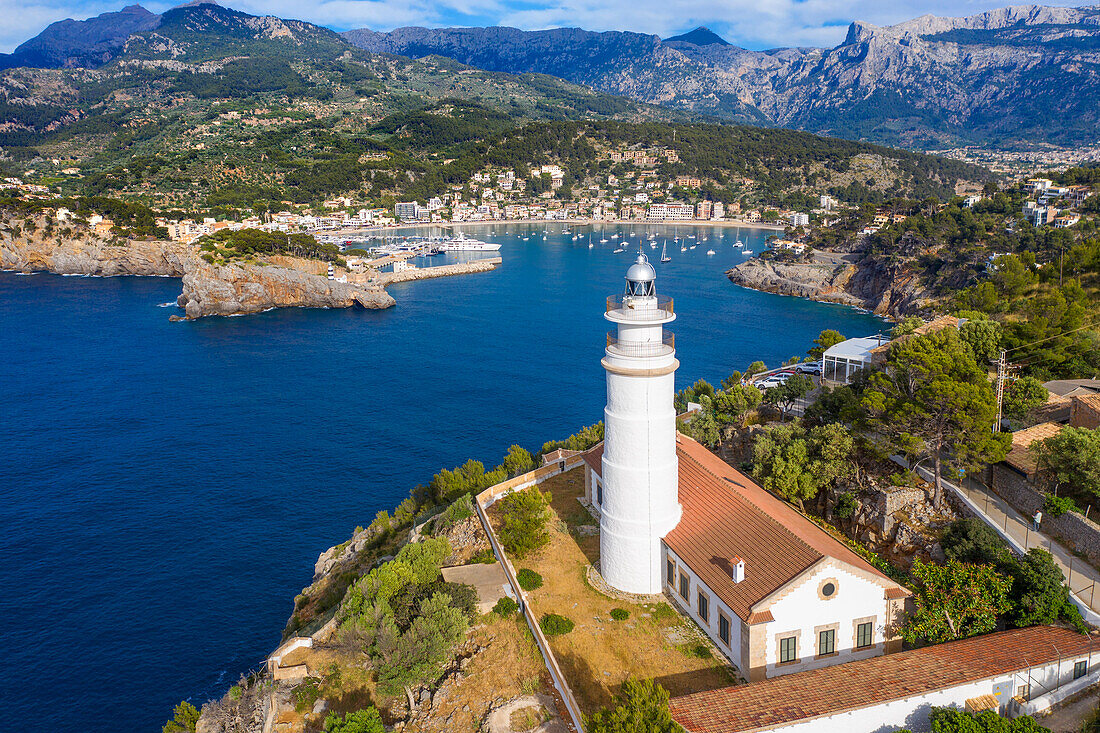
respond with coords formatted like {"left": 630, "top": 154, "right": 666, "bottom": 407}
{"left": 343, "top": 4, "right": 1100, "bottom": 148}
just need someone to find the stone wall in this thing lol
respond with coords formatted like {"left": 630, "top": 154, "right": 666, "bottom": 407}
{"left": 379, "top": 257, "right": 501, "bottom": 285}
{"left": 989, "top": 464, "right": 1100, "bottom": 567}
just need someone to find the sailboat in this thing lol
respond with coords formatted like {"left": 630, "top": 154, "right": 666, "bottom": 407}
{"left": 588, "top": 234, "right": 595, "bottom": 249}
{"left": 661, "top": 241, "right": 671, "bottom": 263}
{"left": 680, "top": 244, "right": 687, "bottom": 252}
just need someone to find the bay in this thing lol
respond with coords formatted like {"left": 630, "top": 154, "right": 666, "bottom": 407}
{"left": 0, "top": 223, "right": 885, "bottom": 731}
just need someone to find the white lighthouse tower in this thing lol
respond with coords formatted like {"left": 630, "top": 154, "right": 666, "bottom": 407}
{"left": 599, "top": 253, "right": 681, "bottom": 595}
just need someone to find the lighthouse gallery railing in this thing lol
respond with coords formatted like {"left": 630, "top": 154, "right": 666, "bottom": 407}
{"left": 606, "top": 330, "right": 675, "bottom": 357}
{"left": 606, "top": 294, "right": 674, "bottom": 318}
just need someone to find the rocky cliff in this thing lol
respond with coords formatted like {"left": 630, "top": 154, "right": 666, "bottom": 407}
{"left": 727, "top": 251, "right": 934, "bottom": 318}
{"left": 0, "top": 217, "right": 395, "bottom": 318}
{"left": 177, "top": 260, "right": 393, "bottom": 319}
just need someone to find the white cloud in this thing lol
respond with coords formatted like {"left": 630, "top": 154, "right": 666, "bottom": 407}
{"left": 0, "top": 0, "right": 1092, "bottom": 54}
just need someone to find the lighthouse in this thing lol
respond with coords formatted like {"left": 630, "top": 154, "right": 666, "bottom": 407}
{"left": 599, "top": 253, "right": 681, "bottom": 594}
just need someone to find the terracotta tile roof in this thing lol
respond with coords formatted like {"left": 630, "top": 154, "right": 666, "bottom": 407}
{"left": 670, "top": 626, "right": 1100, "bottom": 733}
{"left": 1071, "top": 394, "right": 1100, "bottom": 429}
{"left": 1005, "top": 422, "right": 1063, "bottom": 476}
{"left": 582, "top": 443, "right": 603, "bottom": 473}
{"left": 663, "top": 435, "right": 906, "bottom": 620}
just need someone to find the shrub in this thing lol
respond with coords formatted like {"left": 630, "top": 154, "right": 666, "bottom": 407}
{"left": 941, "top": 518, "right": 1008, "bottom": 565}
{"left": 323, "top": 708, "right": 384, "bottom": 733}
{"left": 469, "top": 548, "right": 496, "bottom": 564}
{"left": 493, "top": 596, "right": 519, "bottom": 617}
{"left": 162, "top": 701, "right": 200, "bottom": 733}
{"left": 228, "top": 685, "right": 242, "bottom": 701}
{"left": 586, "top": 677, "right": 679, "bottom": 733}
{"left": 498, "top": 487, "right": 552, "bottom": 558}
{"left": 517, "top": 568, "right": 543, "bottom": 591}
{"left": 293, "top": 677, "right": 322, "bottom": 713}
{"left": 609, "top": 608, "right": 629, "bottom": 621}
{"left": 434, "top": 494, "right": 474, "bottom": 532}
{"left": 539, "top": 613, "right": 574, "bottom": 636}
{"left": 834, "top": 492, "right": 857, "bottom": 519}
{"left": 1043, "top": 494, "right": 1077, "bottom": 518}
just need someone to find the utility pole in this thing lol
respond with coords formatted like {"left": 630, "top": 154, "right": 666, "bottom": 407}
{"left": 994, "top": 348, "right": 1007, "bottom": 433}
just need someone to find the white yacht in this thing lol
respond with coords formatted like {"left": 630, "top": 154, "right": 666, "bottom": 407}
{"left": 438, "top": 234, "right": 501, "bottom": 252}
{"left": 706, "top": 249, "right": 716, "bottom": 255}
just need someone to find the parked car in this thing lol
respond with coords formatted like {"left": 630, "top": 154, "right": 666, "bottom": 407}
{"left": 795, "top": 361, "right": 822, "bottom": 375}
{"left": 758, "top": 376, "right": 785, "bottom": 390}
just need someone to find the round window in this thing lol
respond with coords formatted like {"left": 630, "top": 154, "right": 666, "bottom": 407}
{"left": 822, "top": 582, "right": 836, "bottom": 597}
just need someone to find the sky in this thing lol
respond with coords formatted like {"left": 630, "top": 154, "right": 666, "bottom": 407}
{"left": 2, "top": 0, "right": 1092, "bottom": 53}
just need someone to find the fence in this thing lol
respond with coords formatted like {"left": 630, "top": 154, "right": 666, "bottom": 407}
{"left": 474, "top": 455, "right": 588, "bottom": 733}
{"left": 952, "top": 477, "right": 1100, "bottom": 612}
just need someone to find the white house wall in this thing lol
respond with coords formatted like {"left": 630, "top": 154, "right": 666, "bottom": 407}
{"left": 761, "top": 559, "right": 890, "bottom": 677}
{"left": 774, "top": 659, "right": 1098, "bottom": 733}
{"left": 664, "top": 546, "right": 745, "bottom": 674}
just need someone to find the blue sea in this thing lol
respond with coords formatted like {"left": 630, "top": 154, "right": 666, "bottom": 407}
{"left": 0, "top": 224, "right": 885, "bottom": 732}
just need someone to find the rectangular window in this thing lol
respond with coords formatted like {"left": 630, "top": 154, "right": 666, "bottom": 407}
{"left": 779, "top": 636, "right": 797, "bottom": 663}
{"left": 596, "top": 481, "right": 603, "bottom": 506}
{"left": 697, "top": 591, "right": 709, "bottom": 622}
{"left": 819, "top": 629, "right": 835, "bottom": 656}
{"left": 667, "top": 558, "right": 675, "bottom": 587}
{"left": 856, "top": 622, "right": 873, "bottom": 649}
{"left": 679, "top": 572, "right": 690, "bottom": 600}
{"left": 719, "top": 613, "right": 730, "bottom": 646}
{"left": 1075, "top": 660, "right": 1088, "bottom": 680}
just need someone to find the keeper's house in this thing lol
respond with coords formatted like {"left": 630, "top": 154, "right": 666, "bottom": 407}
{"left": 582, "top": 435, "right": 910, "bottom": 682}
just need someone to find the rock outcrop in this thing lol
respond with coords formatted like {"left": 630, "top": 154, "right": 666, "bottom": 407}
{"left": 1, "top": 216, "right": 396, "bottom": 319}
{"left": 727, "top": 251, "right": 934, "bottom": 318}
{"left": 177, "top": 260, "right": 393, "bottom": 319}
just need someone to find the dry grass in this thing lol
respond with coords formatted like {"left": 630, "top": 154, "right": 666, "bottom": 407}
{"left": 402, "top": 613, "right": 550, "bottom": 733}
{"left": 510, "top": 703, "right": 550, "bottom": 731}
{"left": 498, "top": 468, "right": 738, "bottom": 714}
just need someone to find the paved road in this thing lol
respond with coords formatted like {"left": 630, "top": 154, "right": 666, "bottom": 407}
{"left": 911, "top": 464, "right": 1100, "bottom": 617}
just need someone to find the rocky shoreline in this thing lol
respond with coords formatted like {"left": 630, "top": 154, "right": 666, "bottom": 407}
{"left": 0, "top": 215, "right": 505, "bottom": 319}
{"left": 726, "top": 252, "right": 933, "bottom": 318}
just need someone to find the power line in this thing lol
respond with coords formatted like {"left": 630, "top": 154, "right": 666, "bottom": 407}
{"left": 1004, "top": 314, "right": 1100, "bottom": 354}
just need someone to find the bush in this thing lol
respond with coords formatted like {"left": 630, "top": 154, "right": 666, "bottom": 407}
{"left": 434, "top": 494, "right": 474, "bottom": 532}
{"left": 162, "top": 701, "right": 200, "bottom": 733}
{"left": 834, "top": 492, "right": 857, "bottom": 519}
{"left": 941, "top": 518, "right": 1008, "bottom": 565}
{"left": 498, "top": 487, "right": 552, "bottom": 558}
{"left": 293, "top": 677, "right": 322, "bottom": 713}
{"left": 539, "top": 613, "right": 574, "bottom": 636}
{"left": 517, "top": 568, "right": 543, "bottom": 591}
{"left": 1043, "top": 494, "right": 1078, "bottom": 518}
{"left": 493, "top": 596, "right": 519, "bottom": 617}
{"left": 323, "top": 708, "right": 384, "bottom": 733}
{"left": 586, "top": 677, "right": 679, "bottom": 733}
{"left": 609, "top": 608, "right": 629, "bottom": 621}
{"left": 469, "top": 548, "right": 496, "bottom": 564}
{"left": 228, "top": 685, "right": 242, "bottom": 701}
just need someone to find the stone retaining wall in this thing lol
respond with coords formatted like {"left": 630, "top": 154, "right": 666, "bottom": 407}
{"left": 989, "top": 464, "right": 1100, "bottom": 567}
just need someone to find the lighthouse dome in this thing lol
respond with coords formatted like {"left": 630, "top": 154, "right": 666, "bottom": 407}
{"left": 626, "top": 253, "right": 656, "bottom": 283}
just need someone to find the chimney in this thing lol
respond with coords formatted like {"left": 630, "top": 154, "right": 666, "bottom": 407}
{"left": 731, "top": 556, "right": 745, "bottom": 584}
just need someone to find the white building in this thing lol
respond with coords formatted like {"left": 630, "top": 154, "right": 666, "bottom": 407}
{"left": 789, "top": 212, "right": 810, "bottom": 227}
{"left": 586, "top": 257, "right": 909, "bottom": 678}
{"left": 670, "top": 626, "right": 1100, "bottom": 732}
{"left": 821, "top": 335, "right": 891, "bottom": 386}
{"left": 647, "top": 202, "right": 694, "bottom": 220}
{"left": 394, "top": 201, "right": 421, "bottom": 221}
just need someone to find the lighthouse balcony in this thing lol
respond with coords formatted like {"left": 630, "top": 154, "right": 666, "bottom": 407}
{"left": 605, "top": 294, "right": 675, "bottom": 322}
{"left": 606, "top": 330, "right": 675, "bottom": 358}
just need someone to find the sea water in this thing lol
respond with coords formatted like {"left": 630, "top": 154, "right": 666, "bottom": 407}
{"left": 0, "top": 224, "right": 885, "bottom": 732}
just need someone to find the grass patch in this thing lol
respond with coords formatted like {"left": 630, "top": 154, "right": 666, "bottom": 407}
{"left": 469, "top": 548, "right": 496, "bottom": 564}
{"left": 609, "top": 608, "right": 629, "bottom": 621}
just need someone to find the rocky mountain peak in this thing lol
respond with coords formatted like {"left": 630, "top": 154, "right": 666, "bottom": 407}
{"left": 665, "top": 26, "right": 730, "bottom": 46}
